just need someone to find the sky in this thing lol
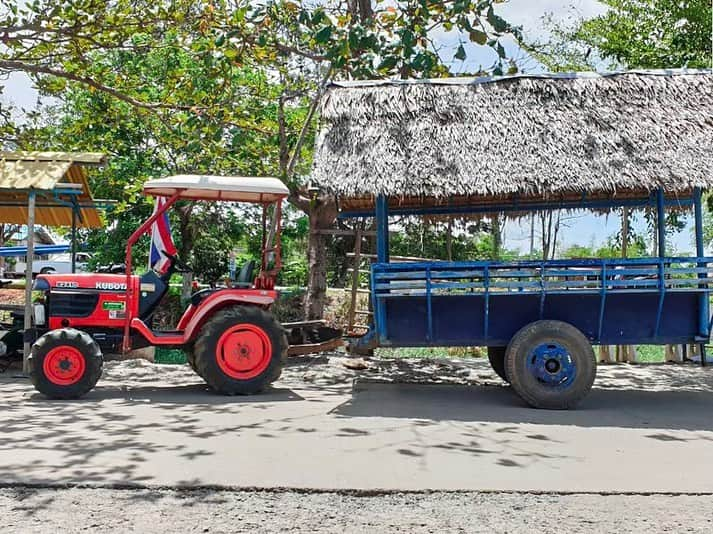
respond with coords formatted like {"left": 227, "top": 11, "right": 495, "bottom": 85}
{"left": 0, "top": 0, "right": 699, "bottom": 254}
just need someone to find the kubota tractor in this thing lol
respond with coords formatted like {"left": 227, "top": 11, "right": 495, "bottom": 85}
{"left": 26, "top": 175, "right": 292, "bottom": 399}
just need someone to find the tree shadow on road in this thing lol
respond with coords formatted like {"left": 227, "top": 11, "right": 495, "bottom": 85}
{"left": 24, "top": 384, "right": 303, "bottom": 405}
{"left": 332, "top": 380, "right": 713, "bottom": 432}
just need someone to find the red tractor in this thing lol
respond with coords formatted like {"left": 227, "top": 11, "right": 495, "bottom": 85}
{"left": 27, "top": 175, "right": 292, "bottom": 399}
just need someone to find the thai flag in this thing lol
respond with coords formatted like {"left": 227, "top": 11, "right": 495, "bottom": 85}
{"left": 149, "top": 197, "right": 177, "bottom": 274}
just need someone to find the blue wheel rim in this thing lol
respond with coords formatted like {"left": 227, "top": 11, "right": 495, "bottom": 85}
{"left": 525, "top": 342, "right": 577, "bottom": 389}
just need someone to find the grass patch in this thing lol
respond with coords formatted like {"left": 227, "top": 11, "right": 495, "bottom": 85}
{"left": 634, "top": 345, "right": 665, "bottom": 363}
{"left": 376, "top": 346, "right": 486, "bottom": 359}
{"left": 155, "top": 347, "right": 187, "bottom": 365}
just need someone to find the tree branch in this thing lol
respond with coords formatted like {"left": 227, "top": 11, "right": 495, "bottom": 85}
{"left": 0, "top": 59, "right": 196, "bottom": 111}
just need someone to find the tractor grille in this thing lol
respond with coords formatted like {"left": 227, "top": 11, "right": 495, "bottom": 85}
{"left": 50, "top": 292, "right": 99, "bottom": 318}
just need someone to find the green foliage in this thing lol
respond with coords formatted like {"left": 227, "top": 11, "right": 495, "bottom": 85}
{"left": 576, "top": 0, "right": 711, "bottom": 69}
{"left": 389, "top": 218, "right": 517, "bottom": 261}
{"left": 533, "top": 0, "right": 712, "bottom": 70}
{"left": 561, "top": 236, "right": 649, "bottom": 259}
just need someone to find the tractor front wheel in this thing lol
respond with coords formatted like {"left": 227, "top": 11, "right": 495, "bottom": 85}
{"left": 193, "top": 306, "right": 287, "bottom": 395}
{"left": 29, "top": 328, "right": 103, "bottom": 399}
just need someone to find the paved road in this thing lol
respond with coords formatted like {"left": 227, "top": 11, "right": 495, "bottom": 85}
{"left": 1, "top": 357, "right": 713, "bottom": 492}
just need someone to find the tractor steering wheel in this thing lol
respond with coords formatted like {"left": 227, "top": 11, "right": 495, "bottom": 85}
{"left": 162, "top": 251, "right": 193, "bottom": 275}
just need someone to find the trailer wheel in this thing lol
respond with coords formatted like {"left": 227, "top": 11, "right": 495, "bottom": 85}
{"left": 193, "top": 306, "right": 287, "bottom": 395}
{"left": 29, "top": 328, "right": 103, "bottom": 399}
{"left": 505, "top": 320, "right": 596, "bottom": 409}
{"left": 487, "top": 347, "right": 509, "bottom": 383}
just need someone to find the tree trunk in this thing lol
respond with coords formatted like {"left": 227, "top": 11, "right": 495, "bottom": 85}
{"left": 491, "top": 214, "right": 501, "bottom": 260}
{"left": 303, "top": 195, "right": 339, "bottom": 320}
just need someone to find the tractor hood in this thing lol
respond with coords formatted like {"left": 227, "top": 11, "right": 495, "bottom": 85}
{"left": 37, "top": 273, "right": 130, "bottom": 292}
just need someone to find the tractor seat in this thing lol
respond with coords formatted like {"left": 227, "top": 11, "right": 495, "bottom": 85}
{"left": 189, "top": 260, "right": 256, "bottom": 307}
{"left": 234, "top": 259, "right": 255, "bottom": 288}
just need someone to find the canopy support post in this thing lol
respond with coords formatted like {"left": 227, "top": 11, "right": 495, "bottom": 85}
{"left": 376, "top": 195, "right": 389, "bottom": 263}
{"left": 71, "top": 203, "right": 77, "bottom": 273}
{"left": 22, "top": 189, "right": 36, "bottom": 374}
{"left": 656, "top": 188, "right": 666, "bottom": 258}
{"left": 694, "top": 187, "right": 709, "bottom": 364}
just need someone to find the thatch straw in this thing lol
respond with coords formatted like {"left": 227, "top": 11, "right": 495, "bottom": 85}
{"left": 312, "top": 70, "right": 713, "bottom": 202}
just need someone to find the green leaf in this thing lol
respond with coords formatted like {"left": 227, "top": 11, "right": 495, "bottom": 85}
{"left": 469, "top": 29, "right": 487, "bottom": 45}
{"left": 378, "top": 55, "right": 398, "bottom": 71}
{"left": 454, "top": 44, "right": 467, "bottom": 61}
{"left": 487, "top": 7, "right": 509, "bottom": 33}
{"left": 314, "top": 25, "right": 332, "bottom": 44}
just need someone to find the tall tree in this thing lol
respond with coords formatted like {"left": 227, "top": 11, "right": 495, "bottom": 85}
{"left": 2, "top": 0, "right": 520, "bottom": 318}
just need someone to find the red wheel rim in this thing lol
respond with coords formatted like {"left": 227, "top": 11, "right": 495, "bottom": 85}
{"left": 43, "top": 346, "right": 86, "bottom": 386}
{"left": 216, "top": 323, "right": 273, "bottom": 380}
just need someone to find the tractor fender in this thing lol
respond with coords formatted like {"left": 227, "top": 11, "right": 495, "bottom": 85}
{"left": 180, "top": 290, "right": 277, "bottom": 342}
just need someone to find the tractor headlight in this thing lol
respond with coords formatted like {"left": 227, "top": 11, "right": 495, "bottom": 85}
{"left": 33, "top": 303, "right": 46, "bottom": 326}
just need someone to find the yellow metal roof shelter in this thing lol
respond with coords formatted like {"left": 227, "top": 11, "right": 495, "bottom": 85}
{"left": 0, "top": 151, "right": 107, "bottom": 228}
{"left": 0, "top": 151, "right": 108, "bottom": 372}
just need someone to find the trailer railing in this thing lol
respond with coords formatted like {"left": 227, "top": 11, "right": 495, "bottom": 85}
{"left": 372, "top": 257, "right": 713, "bottom": 296}
{"left": 371, "top": 257, "right": 713, "bottom": 345}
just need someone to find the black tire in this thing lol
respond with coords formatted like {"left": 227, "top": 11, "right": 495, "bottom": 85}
{"left": 505, "top": 320, "right": 596, "bottom": 410}
{"left": 193, "top": 305, "right": 287, "bottom": 395}
{"left": 487, "top": 346, "right": 509, "bottom": 382}
{"left": 28, "top": 328, "right": 103, "bottom": 399}
{"left": 40, "top": 267, "right": 55, "bottom": 274}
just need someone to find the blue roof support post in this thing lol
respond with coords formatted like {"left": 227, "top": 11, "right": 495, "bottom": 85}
{"left": 376, "top": 194, "right": 389, "bottom": 263}
{"left": 374, "top": 194, "right": 389, "bottom": 343}
{"left": 656, "top": 188, "right": 666, "bottom": 258}
{"left": 654, "top": 188, "right": 667, "bottom": 342}
{"left": 694, "top": 187, "right": 709, "bottom": 364}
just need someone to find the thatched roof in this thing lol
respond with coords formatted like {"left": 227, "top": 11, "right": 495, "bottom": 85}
{"left": 312, "top": 70, "right": 713, "bottom": 211}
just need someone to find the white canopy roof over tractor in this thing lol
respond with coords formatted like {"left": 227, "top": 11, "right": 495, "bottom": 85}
{"left": 143, "top": 175, "right": 289, "bottom": 203}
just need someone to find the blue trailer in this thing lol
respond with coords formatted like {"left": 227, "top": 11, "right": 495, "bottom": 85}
{"left": 311, "top": 69, "right": 713, "bottom": 409}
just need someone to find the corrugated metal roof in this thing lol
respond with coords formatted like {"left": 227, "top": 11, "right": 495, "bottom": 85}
{"left": 0, "top": 151, "right": 106, "bottom": 228}
{"left": 0, "top": 151, "right": 106, "bottom": 165}
{"left": 0, "top": 159, "right": 73, "bottom": 190}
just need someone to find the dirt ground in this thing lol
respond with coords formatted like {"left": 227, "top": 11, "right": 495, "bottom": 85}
{"left": 0, "top": 288, "right": 24, "bottom": 306}
{"left": 3, "top": 486, "right": 713, "bottom": 534}
{"left": 3, "top": 355, "right": 713, "bottom": 532}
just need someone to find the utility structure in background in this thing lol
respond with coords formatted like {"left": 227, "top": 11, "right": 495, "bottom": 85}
{"left": 0, "top": 151, "right": 109, "bottom": 372}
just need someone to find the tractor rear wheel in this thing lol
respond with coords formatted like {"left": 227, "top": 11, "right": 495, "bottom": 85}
{"left": 193, "top": 306, "right": 287, "bottom": 395}
{"left": 505, "top": 320, "right": 596, "bottom": 410}
{"left": 29, "top": 328, "right": 103, "bottom": 399}
{"left": 486, "top": 346, "right": 509, "bottom": 382}
{"left": 184, "top": 343, "right": 202, "bottom": 378}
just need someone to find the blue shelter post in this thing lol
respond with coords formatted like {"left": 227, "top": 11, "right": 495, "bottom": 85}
{"left": 374, "top": 194, "right": 389, "bottom": 342}
{"left": 694, "top": 187, "right": 709, "bottom": 364}
{"left": 656, "top": 188, "right": 666, "bottom": 258}
{"left": 376, "top": 195, "right": 389, "bottom": 263}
